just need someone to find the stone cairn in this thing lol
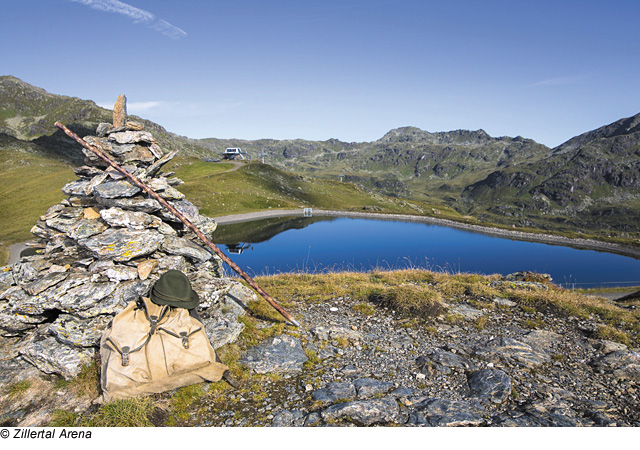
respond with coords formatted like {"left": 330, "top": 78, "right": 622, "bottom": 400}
{"left": 0, "top": 98, "right": 252, "bottom": 382}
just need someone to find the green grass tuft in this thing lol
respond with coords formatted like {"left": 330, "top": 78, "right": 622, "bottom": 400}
{"left": 5, "top": 380, "right": 31, "bottom": 398}
{"left": 81, "top": 397, "right": 154, "bottom": 427}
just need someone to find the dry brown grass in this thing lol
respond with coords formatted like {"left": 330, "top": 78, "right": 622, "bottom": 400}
{"left": 249, "top": 269, "right": 639, "bottom": 345}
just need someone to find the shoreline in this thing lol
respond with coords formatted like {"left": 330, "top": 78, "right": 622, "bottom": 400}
{"left": 8, "top": 208, "right": 639, "bottom": 267}
{"left": 213, "top": 208, "right": 640, "bottom": 260}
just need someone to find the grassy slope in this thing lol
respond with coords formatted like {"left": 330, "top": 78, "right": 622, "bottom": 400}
{"left": 0, "top": 143, "right": 75, "bottom": 262}
{"left": 165, "top": 157, "right": 464, "bottom": 219}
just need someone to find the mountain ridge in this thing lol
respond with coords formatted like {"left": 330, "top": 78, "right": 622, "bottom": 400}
{"left": 462, "top": 112, "right": 640, "bottom": 234}
{"left": 1, "top": 75, "right": 638, "bottom": 243}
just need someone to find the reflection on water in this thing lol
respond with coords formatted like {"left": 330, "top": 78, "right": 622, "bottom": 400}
{"left": 213, "top": 216, "right": 640, "bottom": 288}
{"left": 226, "top": 243, "right": 253, "bottom": 254}
{"left": 213, "top": 216, "right": 336, "bottom": 245}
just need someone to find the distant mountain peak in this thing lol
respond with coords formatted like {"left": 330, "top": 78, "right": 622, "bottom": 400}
{"left": 378, "top": 126, "right": 494, "bottom": 145}
{"left": 552, "top": 112, "right": 640, "bottom": 156}
{"left": 378, "top": 126, "right": 433, "bottom": 142}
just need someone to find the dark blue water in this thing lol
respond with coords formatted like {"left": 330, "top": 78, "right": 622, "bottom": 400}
{"left": 215, "top": 217, "right": 640, "bottom": 288}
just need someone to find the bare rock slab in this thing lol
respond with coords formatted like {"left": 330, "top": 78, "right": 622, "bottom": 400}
{"left": 591, "top": 350, "right": 640, "bottom": 381}
{"left": 162, "top": 235, "right": 213, "bottom": 262}
{"left": 65, "top": 218, "right": 108, "bottom": 240}
{"left": 93, "top": 180, "right": 141, "bottom": 199}
{"left": 47, "top": 314, "right": 112, "bottom": 347}
{"left": 474, "top": 336, "right": 550, "bottom": 369}
{"left": 240, "top": 335, "right": 307, "bottom": 374}
{"left": 312, "top": 381, "right": 356, "bottom": 403}
{"left": 467, "top": 369, "right": 512, "bottom": 404}
{"left": 79, "top": 228, "right": 164, "bottom": 261}
{"left": 19, "top": 335, "right": 95, "bottom": 380}
{"left": 354, "top": 378, "right": 395, "bottom": 399}
{"left": 320, "top": 397, "right": 400, "bottom": 426}
{"left": 100, "top": 207, "right": 161, "bottom": 230}
{"left": 408, "top": 398, "right": 488, "bottom": 427}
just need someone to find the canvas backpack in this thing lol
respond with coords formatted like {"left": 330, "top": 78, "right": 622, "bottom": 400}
{"left": 100, "top": 296, "right": 228, "bottom": 402}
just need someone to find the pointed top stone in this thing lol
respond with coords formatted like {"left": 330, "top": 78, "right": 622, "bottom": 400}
{"left": 113, "top": 95, "right": 127, "bottom": 128}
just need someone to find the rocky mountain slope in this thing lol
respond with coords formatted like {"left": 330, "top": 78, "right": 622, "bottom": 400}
{"left": 0, "top": 76, "right": 213, "bottom": 164}
{"left": 201, "top": 126, "right": 549, "bottom": 200}
{"left": 462, "top": 113, "right": 640, "bottom": 234}
{"left": 3, "top": 75, "right": 547, "bottom": 202}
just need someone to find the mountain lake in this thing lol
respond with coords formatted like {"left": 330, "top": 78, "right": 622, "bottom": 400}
{"left": 212, "top": 216, "right": 640, "bottom": 289}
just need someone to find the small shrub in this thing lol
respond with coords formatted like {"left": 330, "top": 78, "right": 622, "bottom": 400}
{"left": 303, "top": 349, "right": 322, "bottom": 369}
{"left": 399, "top": 318, "right": 419, "bottom": 329}
{"left": 520, "top": 272, "right": 553, "bottom": 283}
{"left": 368, "top": 284, "right": 445, "bottom": 319}
{"left": 353, "top": 302, "right": 376, "bottom": 315}
{"left": 523, "top": 318, "right": 545, "bottom": 330}
{"left": 552, "top": 353, "right": 567, "bottom": 362}
{"left": 443, "top": 313, "right": 464, "bottom": 325}
{"left": 474, "top": 316, "right": 488, "bottom": 330}
{"left": 54, "top": 360, "right": 100, "bottom": 398}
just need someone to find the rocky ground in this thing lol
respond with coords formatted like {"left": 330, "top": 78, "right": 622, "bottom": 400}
{"left": 169, "top": 287, "right": 640, "bottom": 427}
{"left": 1, "top": 276, "right": 639, "bottom": 427}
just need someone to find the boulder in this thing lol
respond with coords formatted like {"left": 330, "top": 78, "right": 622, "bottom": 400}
{"left": 354, "top": 378, "right": 395, "bottom": 399}
{"left": 474, "top": 336, "right": 550, "bottom": 369}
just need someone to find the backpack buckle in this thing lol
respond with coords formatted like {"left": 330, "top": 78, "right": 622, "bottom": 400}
{"left": 120, "top": 346, "right": 131, "bottom": 366}
{"left": 149, "top": 315, "right": 159, "bottom": 334}
{"left": 180, "top": 332, "right": 190, "bottom": 349}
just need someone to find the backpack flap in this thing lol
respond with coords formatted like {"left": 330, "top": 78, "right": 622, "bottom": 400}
{"left": 152, "top": 310, "right": 215, "bottom": 377}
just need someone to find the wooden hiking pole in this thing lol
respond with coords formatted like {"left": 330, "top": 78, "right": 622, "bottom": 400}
{"left": 55, "top": 122, "right": 300, "bottom": 327}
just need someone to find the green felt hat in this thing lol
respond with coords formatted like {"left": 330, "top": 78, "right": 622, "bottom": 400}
{"left": 149, "top": 270, "right": 199, "bottom": 309}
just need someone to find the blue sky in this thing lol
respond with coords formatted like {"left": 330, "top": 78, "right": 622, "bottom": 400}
{"left": 3, "top": 0, "right": 639, "bottom": 147}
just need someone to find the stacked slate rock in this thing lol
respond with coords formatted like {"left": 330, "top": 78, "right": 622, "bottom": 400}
{"left": 0, "top": 119, "right": 252, "bottom": 381}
